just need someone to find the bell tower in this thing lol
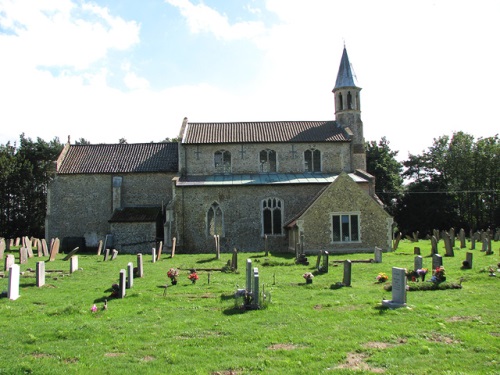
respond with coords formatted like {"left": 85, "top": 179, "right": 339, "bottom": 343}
{"left": 333, "top": 47, "right": 366, "bottom": 171}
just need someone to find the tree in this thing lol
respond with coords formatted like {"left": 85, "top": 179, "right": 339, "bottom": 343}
{"left": 365, "top": 137, "right": 404, "bottom": 215}
{"left": 75, "top": 138, "right": 91, "bottom": 145}
{"left": 119, "top": 138, "right": 127, "bottom": 144}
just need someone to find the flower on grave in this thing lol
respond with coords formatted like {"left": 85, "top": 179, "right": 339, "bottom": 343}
{"left": 376, "top": 272, "right": 388, "bottom": 283}
{"left": 167, "top": 268, "right": 179, "bottom": 281}
{"left": 188, "top": 271, "right": 199, "bottom": 283}
{"left": 91, "top": 304, "right": 97, "bottom": 313}
{"left": 303, "top": 272, "right": 314, "bottom": 280}
{"left": 417, "top": 268, "right": 428, "bottom": 276}
{"left": 431, "top": 266, "right": 446, "bottom": 283}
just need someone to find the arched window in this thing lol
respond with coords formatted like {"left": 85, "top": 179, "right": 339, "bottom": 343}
{"left": 259, "top": 149, "right": 277, "bottom": 172}
{"left": 347, "top": 91, "right": 353, "bottom": 109}
{"left": 262, "top": 198, "right": 283, "bottom": 235}
{"left": 338, "top": 92, "right": 343, "bottom": 110}
{"left": 304, "top": 148, "right": 321, "bottom": 172}
{"left": 214, "top": 150, "right": 231, "bottom": 174}
{"left": 207, "top": 202, "right": 224, "bottom": 236}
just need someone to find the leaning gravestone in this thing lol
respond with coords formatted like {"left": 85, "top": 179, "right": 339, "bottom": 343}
{"left": 414, "top": 255, "right": 423, "bottom": 271}
{"left": 343, "top": 260, "right": 352, "bottom": 287}
{"left": 36, "top": 261, "right": 45, "bottom": 287}
{"left": 156, "top": 241, "right": 163, "bottom": 261}
{"left": 62, "top": 247, "right": 79, "bottom": 261}
{"left": 136, "top": 253, "right": 144, "bottom": 278}
{"left": 110, "top": 249, "right": 118, "bottom": 261}
{"left": 41, "top": 239, "right": 49, "bottom": 257}
{"left": 8, "top": 264, "right": 20, "bottom": 300}
{"left": 171, "top": 237, "right": 176, "bottom": 258}
{"left": 450, "top": 228, "right": 456, "bottom": 248}
{"left": 25, "top": 237, "right": 34, "bottom": 258}
{"left": 96, "top": 240, "right": 103, "bottom": 256}
{"left": 382, "top": 267, "right": 407, "bottom": 308}
{"left": 432, "top": 254, "right": 443, "bottom": 270}
{"left": 103, "top": 248, "right": 110, "bottom": 262}
{"left": 5, "top": 254, "right": 15, "bottom": 272}
{"left": 49, "top": 238, "right": 60, "bottom": 261}
{"left": 69, "top": 256, "right": 78, "bottom": 274}
{"left": 374, "top": 247, "right": 382, "bottom": 263}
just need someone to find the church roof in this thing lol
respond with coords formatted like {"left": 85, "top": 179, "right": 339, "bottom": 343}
{"left": 334, "top": 47, "right": 357, "bottom": 89}
{"left": 57, "top": 143, "right": 178, "bottom": 174}
{"left": 181, "top": 121, "right": 349, "bottom": 144}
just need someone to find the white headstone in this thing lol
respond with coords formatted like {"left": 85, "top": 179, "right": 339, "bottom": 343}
{"left": 151, "top": 248, "right": 156, "bottom": 263}
{"left": 4, "top": 254, "right": 15, "bottom": 271}
{"left": 8, "top": 264, "right": 20, "bottom": 300}
{"left": 382, "top": 267, "right": 407, "bottom": 308}
{"left": 119, "top": 269, "right": 126, "bottom": 298}
{"left": 69, "top": 256, "right": 78, "bottom": 274}
{"left": 136, "top": 253, "right": 144, "bottom": 278}
{"left": 36, "top": 261, "right": 45, "bottom": 287}
{"left": 246, "top": 259, "right": 252, "bottom": 293}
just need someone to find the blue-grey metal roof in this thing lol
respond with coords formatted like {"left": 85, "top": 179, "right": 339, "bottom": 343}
{"left": 334, "top": 47, "right": 358, "bottom": 89}
{"left": 176, "top": 173, "right": 367, "bottom": 187}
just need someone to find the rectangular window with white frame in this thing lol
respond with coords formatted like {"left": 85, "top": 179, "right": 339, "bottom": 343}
{"left": 331, "top": 212, "right": 360, "bottom": 243}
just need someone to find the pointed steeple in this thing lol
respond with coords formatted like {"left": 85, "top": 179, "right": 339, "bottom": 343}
{"left": 334, "top": 47, "right": 357, "bottom": 89}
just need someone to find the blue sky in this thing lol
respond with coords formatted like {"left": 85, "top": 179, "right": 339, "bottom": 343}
{"left": 1, "top": 0, "right": 499, "bottom": 160}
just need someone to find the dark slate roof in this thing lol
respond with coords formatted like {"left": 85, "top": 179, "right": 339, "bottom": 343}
{"left": 334, "top": 47, "right": 358, "bottom": 89}
{"left": 58, "top": 143, "right": 178, "bottom": 174}
{"left": 182, "top": 121, "right": 349, "bottom": 144}
{"left": 109, "top": 207, "right": 161, "bottom": 223}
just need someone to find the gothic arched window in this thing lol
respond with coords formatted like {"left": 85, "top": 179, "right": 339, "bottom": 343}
{"left": 214, "top": 150, "right": 231, "bottom": 174}
{"left": 304, "top": 148, "right": 321, "bottom": 172}
{"left": 262, "top": 198, "right": 283, "bottom": 236}
{"left": 259, "top": 149, "right": 277, "bottom": 172}
{"left": 207, "top": 202, "right": 224, "bottom": 236}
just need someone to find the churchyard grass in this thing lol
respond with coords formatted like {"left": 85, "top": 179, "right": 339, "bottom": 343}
{"left": 0, "top": 240, "right": 498, "bottom": 374}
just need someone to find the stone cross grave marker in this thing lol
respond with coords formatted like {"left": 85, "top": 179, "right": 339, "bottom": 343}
{"left": 374, "top": 247, "right": 383, "bottom": 263}
{"left": 8, "top": 264, "right": 20, "bottom": 300}
{"left": 63, "top": 247, "right": 79, "bottom": 261}
{"left": 119, "top": 269, "right": 126, "bottom": 298}
{"left": 343, "top": 260, "right": 352, "bottom": 287}
{"left": 69, "top": 256, "right": 78, "bottom": 274}
{"left": 49, "top": 238, "right": 60, "bottom": 261}
{"left": 97, "top": 240, "right": 103, "bottom": 256}
{"left": 136, "top": 253, "right": 144, "bottom": 278}
{"left": 103, "top": 248, "right": 110, "bottom": 262}
{"left": 459, "top": 228, "right": 466, "bottom": 249}
{"left": 156, "top": 241, "right": 163, "bottom": 261}
{"left": 127, "top": 262, "right": 133, "bottom": 289}
{"left": 382, "top": 267, "right": 407, "bottom": 308}
{"left": 151, "top": 248, "right": 156, "bottom": 263}
{"left": 432, "top": 254, "right": 443, "bottom": 270}
{"left": 41, "top": 239, "right": 49, "bottom": 257}
{"left": 171, "top": 237, "right": 176, "bottom": 258}
{"left": 414, "top": 255, "right": 423, "bottom": 271}
{"left": 444, "top": 233, "right": 454, "bottom": 257}
{"left": 36, "top": 261, "right": 45, "bottom": 287}
{"left": 0, "top": 238, "right": 5, "bottom": 259}
{"left": 111, "top": 249, "right": 118, "bottom": 261}
{"left": 19, "top": 247, "right": 28, "bottom": 264}
{"left": 465, "top": 252, "right": 473, "bottom": 269}
{"left": 4, "top": 254, "right": 15, "bottom": 271}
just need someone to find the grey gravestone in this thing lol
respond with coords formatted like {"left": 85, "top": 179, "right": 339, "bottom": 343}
{"left": 481, "top": 238, "right": 488, "bottom": 252}
{"left": 413, "top": 247, "right": 420, "bottom": 255}
{"left": 19, "top": 247, "right": 28, "bottom": 264}
{"left": 127, "top": 262, "right": 133, "bottom": 289}
{"left": 486, "top": 236, "right": 493, "bottom": 255}
{"left": 151, "top": 248, "right": 156, "bottom": 263}
{"left": 69, "top": 256, "right": 78, "bottom": 274}
{"left": 414, "top": 255, "right": 423, "bottom": 271}
{"left": 470, "top": 234, "right": 476, "bottom": 250}
{"left": 0, "top": 238, "right": 5, "bottom": 259}
{"left": 231, "top": 248, "right": 238, "bottom": 270}
{"left": 252, "top": 267, "right": 260, "bottom": 309}
{"left": 35, "top": 239, "right": 42, "bottom": 257}
{"left": 374, "top": 247, "right": 382, "bottom": 263}
{"left": 216, "top": 235, "right": 221, "bottom": 260}
{"left": 465, "top": 252, "right": 473, "bottom": 269}
{"left": 432, "top": 254, "right": 443, "bottom": 270}
{"left": 41, "top": 239, "right": 49, "bottom": 257}
{"left": 412, "top": 231, "right": 419, "bottom": 242}
{"left": 321, "top": 251, "right": 329, "bottom": 273}
{"left": 156, "top": 241, "right": 163, "bottom": 261}
{"left": 444, "top": 233, "right": 454, "bottom": 257}
{"left": 49, "top": 238, "right": 60, "bottom": 261}
{"left": 8, "top": 264, "right": 20, "bottom": 300}
{"left": 433, "top": 229, "right": 440, "bottom": 242}
{"left": 450, "top": 228, "right": 456, "bottom": 248}
{"left": 171, "top": 237, "right": 176, "bottom": 258}
{"left": 495, "top": 228, "right": 500, "bottom": 241}
{"left": 63, "top": 247, "right": 79, "bottom": 261}
{"left": 343, "top": 260, "right": 352, "bottom": 287}
{"left": 136, "top": 253, "right": 144, "bottom": 278}
{"left": 382, "top": 267, "right": 407, "bottom": 308}
{"left": 4, "top": 254, "right": 15, "bottom": 271}
{"left": 431, "top": 235, "right": 438, "bottom": 255}
{"left": 36, "top": 261, "right": 45, "bottom": 287}
{"left": 110, "top": 249, "right": 118, "bottom": 261}
{"left": 459, "top": 229, "right": 466, "bottom": 249}
{"left": 103, "top": 248, "right": 110, "bottom": 262}
{"left": 96, "top": 240, "right": 103, "bottom": 256}
{"left": 14, "top": 237, "right": 20, "bottom": 247}
{"left": 119, "top": 269, "right": 126, "bottom": 298}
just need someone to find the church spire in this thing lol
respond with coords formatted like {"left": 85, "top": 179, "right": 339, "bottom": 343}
{"left": 334, "top": 47, "right": 357, "bottom": 89}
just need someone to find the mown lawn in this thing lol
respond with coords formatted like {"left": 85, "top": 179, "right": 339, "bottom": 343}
{"left": 0, "top": 240, "right": 499, "bottom": 374}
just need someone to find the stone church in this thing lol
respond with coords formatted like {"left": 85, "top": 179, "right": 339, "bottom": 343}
{"left": 46, "top": 48, "right": 393, "bottom": 254}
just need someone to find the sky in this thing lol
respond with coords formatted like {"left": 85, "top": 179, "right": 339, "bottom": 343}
{"left": 1, "top": 0, "right": 499, "bottom": 161}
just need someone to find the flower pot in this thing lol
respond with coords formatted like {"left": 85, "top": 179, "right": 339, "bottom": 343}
{"left": 306, "top": 278, "right": 313, "bottom": 284}
{"left": 171, "top": 280, "right": 177, "bottom": 285}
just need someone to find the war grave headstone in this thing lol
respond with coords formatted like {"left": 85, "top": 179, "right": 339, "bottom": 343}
{"left": 127, "top": 262, "right": 133, "bottom": 289}
{"left": 69, "top": 256, "right": 78, "bottom": 274}
{"left": 8, "top": 264, "right": 20, "bottom": 300}
{"left": 19, "top": 247, "right": 28, "bottom": 264}
{"left": 5, "top": 254, "right": 15, "bottom": 271}
{"left": 36, "top": 261, "right": 45, "bottom": 287}
{"left": 111, "top": 249, "right": 118, "bottom": 261}
{"left": 374, "top": 247, "right": 382, "bottom": 263}
{"left": 432, "top": 254, "right": 443, "bottom": 270}
{"left": 382, "top": 267, "right": 407, "bottom": 308}
{"left": 63, "top": 247, "right": 79, "bottom": 261}
{"left": 151, "top": 248, "right": 156, "bottom": 263}
{"left": 343, "top": 260, "right": 352, "bottom": 287}
{"left": 119, "top": 269, "right": 126, "bottom": 298}
{"left": 459, "top": 228, "right": 466, "bottom": 249}
{"left": 103, "top": 248, "right": 110, "bottom": 262}
{"left": 414, "top": 255, "right": 423, "bottom": 271}
{"left": 156, "top": 241, "right": 163, "bottom": 261}
{"left": 136, "top": 253, "right": 144, "bottom": 278}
